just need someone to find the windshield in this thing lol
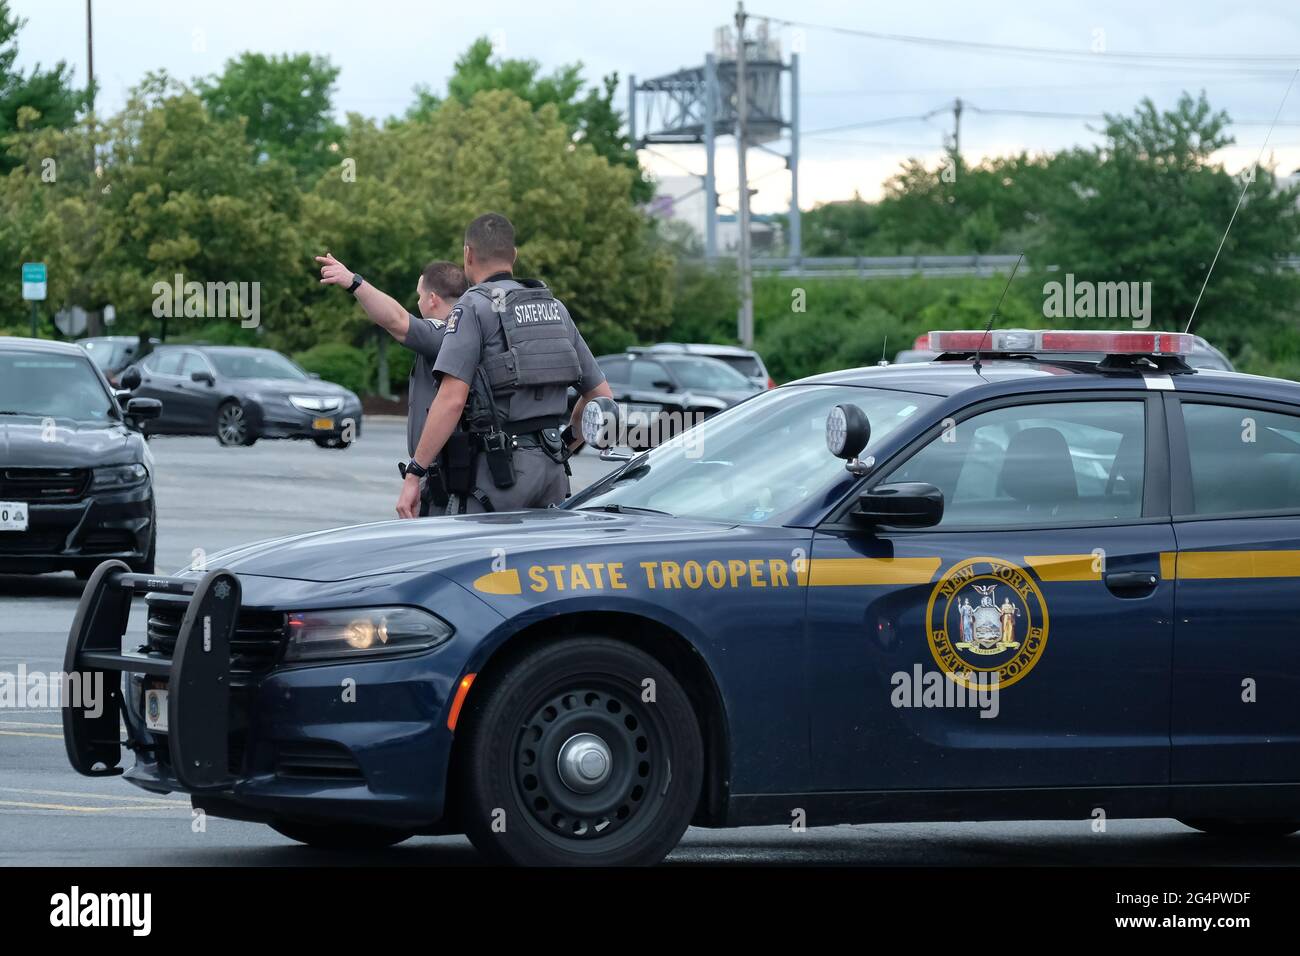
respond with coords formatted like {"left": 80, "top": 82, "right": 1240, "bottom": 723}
{"left": 207, "top": 350, "right": 306, "bottom": 380}
{"left": 663, "top": 356, "right": 752, "bottom": 391}
{"left": 81, "top": 340, "right": 128, "bottom": 371}
{"left": 574, "top": 384, "right": 938, "bottom": 525}
{"left": 0, "top": 351, "right": 115, "bottom": 421}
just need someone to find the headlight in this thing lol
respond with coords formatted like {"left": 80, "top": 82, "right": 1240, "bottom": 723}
{"left": 91, "top": 463, "right": 148, "bottom": 490}
{"left": 283, "top": 607, "right": 452, "bottom": 662}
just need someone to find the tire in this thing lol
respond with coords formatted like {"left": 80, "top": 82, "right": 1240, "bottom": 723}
{"left": 313, "top": 436, "right": 351, "bottom": 449}
{"left": 271, "top": 821, "right": 413, "bottom": 849}
{"left": 216, "top": 401, "right": 257, "bottom": 446}
{"left": 128, "top": 525, "right": 157, "bottom": 575}
{"left": 456, "top": 636, "right": 703, "bottom": 866}
{"left": 1179, "top": 818, "right": 1300, "bottom": 838}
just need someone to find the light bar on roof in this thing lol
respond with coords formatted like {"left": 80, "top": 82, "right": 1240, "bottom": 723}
{"left": 927, "top": 329, "right": 1195, "bottom": 356}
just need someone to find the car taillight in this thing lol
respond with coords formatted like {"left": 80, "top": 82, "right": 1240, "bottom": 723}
{"left": 766, "top": 378, "right": 776, "bottom": 389}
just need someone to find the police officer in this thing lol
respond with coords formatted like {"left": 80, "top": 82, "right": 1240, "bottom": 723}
{"left": 396, "top": 213, "right": 612, "bottom": 518}
{"left": 316, "top": 252, "right": 468, "bottom": 515}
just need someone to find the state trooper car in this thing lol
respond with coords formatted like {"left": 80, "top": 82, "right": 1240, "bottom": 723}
{"left": 63, "top": 330, "right": 1300, "bottom": 864}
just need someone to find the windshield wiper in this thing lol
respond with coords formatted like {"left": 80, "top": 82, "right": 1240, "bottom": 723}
{"left": 579, "top": 503, "right": 673, "bottom": 517}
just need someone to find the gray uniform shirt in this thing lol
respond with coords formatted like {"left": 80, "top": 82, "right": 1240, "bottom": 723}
{"left": 402, "top": 312, "right": 446, "bottom": 457}
{"left": 433, "top": 278, "right": 604, "bottom": 398}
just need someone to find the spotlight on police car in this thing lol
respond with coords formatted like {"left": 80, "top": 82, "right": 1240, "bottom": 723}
{"left": 582, "top": 396, "right": 625, "bottom": 460}
{"left": 826, "top": 403, "right": 873, "bottom": 476}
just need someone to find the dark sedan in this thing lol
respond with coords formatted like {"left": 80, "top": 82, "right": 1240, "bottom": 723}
{"left": 121, "top": 345, "right": 363, "bottom": 448}
{"left": 0, "top": 337, "right": 161, "bottom": 577}
{"left": 592, "top": 350, "right": 762, "bottom": 448}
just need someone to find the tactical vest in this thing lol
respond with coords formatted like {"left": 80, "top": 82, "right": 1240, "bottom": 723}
{"left": 466, "top": 279, "right": 582, "bottom": 428}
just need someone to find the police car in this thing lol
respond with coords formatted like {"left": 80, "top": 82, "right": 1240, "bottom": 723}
{"left": 63, "top": 329, "right": 1300, "bottom": 864}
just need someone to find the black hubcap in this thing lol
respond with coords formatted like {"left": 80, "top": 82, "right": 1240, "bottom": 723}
{"left": 512, "top": 685, "right": 659, "bottom": 842}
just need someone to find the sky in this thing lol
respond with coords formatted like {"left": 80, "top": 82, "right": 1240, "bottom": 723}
{"left": 11, "top": 0, "right": 1300, "bottom": 214}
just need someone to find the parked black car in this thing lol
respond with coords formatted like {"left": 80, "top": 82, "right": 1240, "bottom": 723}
{"left": 642, "top": 342, "right": 776, "bottom": 389}
{"left": 591, "top": 350, "right": 762, "bottom": 448}
{"left": 120, "top": 345, "right": 363, "bottom": 448}
{"left": 77, "top": 335, "right": 160, "bottom": 386}
{"left": 0, "top": 337, "right": 161, "bottom": 577}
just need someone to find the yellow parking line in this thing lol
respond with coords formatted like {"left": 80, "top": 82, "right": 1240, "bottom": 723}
{"left": 0, "top": 721, "right": 62, "bottom": 729}
{"left": 0, "top": 730, "right": 61, "bottom": 739}
{"left": 0, "top": 787, "right": 187, "bottom": 805}
{"left": 0, "top": 799, "right": 179, "bottom": 813}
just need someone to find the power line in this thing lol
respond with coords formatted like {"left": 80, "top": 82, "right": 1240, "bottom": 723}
{"left": 755, "top": 13, "right": 1300, "bottom": 66}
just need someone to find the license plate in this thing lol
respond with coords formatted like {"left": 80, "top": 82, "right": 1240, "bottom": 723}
{"left": 144, "top": 688, "right": 169, "bottom": 733}
{"left": 311, "top": 417, "right": 334, "bottom": 431}
{"left": 0, "top": 502, "right": 28, "bottom": 531}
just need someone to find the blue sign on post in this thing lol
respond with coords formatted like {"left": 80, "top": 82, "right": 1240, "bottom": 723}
{"left": 21, "top": 262, "right": 47, "bottom": 301}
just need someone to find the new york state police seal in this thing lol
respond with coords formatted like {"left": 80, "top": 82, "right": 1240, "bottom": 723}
{"left": 925, "top": 556, "right": 1048, "bottom": 690}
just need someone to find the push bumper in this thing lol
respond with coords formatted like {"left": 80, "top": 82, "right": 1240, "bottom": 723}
{"left": 63, "top": 561, "right": 240, "bottom": 791}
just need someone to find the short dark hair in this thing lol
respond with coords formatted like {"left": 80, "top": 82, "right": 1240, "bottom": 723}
{"left": 421, "top": 260, "right": 468, "bottom": 301}
{"left": 464, "top": 212, "right": 515, "bottom": 263}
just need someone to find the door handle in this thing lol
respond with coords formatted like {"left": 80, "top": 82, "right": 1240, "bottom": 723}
{"left": 1104, "top": 570, "right": 1159, "bottom": 595}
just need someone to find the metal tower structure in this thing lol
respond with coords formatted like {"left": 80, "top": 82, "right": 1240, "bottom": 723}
{"left": 628, "top": 19, "right": 801, "bottom": 263}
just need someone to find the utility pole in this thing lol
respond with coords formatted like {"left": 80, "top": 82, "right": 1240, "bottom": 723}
{"left": 86, "top": 0, "right": 94, "bottom": 113}
{"left": 735, "top": 1, "right": 754, "bottom": 348}
{"left": 952, "top": 97, "right": 963, "bottom": 165}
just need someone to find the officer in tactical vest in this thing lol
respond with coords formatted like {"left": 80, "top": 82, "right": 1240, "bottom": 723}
{"left": 395, "top": 213, "right": 613, "bottom": 517}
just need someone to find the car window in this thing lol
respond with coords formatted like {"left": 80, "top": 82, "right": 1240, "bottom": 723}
{"left": 152, "top": 351, "right": 183, "bottom": 375}
{"left": 207, "top": 350, "right": 306, "bottom": 380}
{"left": 178, "top": 352, "right": 207, "bottom": 376}
{"left": 1183, "top": 403, "right": 1300, "bottom": 515}
{"left": 601, "top": 357, "right": 630, "bottom": 384}
{"left": 0, "top": 352, "right": 114, "bottom": 421}
{"left": 714, "top": 354, "right": 763, "bottom": 378}
{"left": 888, "top": 401, "right": 1146, "bottom": 527}
{"left": 629, "top": 358, "right": 671, "bottom": 389}
{"left": 664, "top": 357, "right": 752, "bottom": 390}
{"left": 573, "top": 384, "right": 939, "bottom": 525}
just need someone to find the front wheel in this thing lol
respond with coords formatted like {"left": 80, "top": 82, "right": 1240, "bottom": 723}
{"left": 456, "top": 637, "right": 703, "bottom": 866}
{"left": 271, "top": 821, "right": 413, "bottom": 849}
{"left": 1179, "top": 818, "right": 1300, "bottom": 838}
{"left": 216, "top": 401, "right": 257, "bottom": 446}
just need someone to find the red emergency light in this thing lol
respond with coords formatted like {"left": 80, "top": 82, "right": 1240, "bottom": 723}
{"left": 927, "top": 329, "right": 1195, "bottom": 357}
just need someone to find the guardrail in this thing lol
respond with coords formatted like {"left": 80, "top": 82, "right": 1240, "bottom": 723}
{"left": 748, "top": 254, "right": 1024, "bottom": 278}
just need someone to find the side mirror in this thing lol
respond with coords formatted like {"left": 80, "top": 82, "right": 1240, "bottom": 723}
{"left": 191, "top": 370, "right": 215, "bottom": 385}
{"left": 114, "top": 389, "right": 133, "bottom": 408}
{"left": 119, "top": 367, "right": 142, "bottom": 390}
{"left": 652, "top": 379, "right": 674, "bottom": 391}
{"left": 851, "top": 482, "right": 944, "bottom": 529}
{"left": 307, "top": 371, "right": 321, "bottom": 380}
{"left": 581, "top": 396, "right": 631, "bottom": 461}
{"left": 125, "top": 397, "right": 163, "bottom": 423}
{"left": 826, "top": 404, "right": 872, "bottom": 476}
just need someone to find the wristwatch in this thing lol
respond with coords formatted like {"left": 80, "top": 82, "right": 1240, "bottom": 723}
{"left": 346, "top": 273, "right": 364, "bottom": 294}
{"left": 398, "top": 459, "right": 428, "bottom": 479}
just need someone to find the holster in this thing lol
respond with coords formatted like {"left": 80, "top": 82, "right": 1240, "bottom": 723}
{"left": 481, "top": 430, "right": 517, "bottom": 489}
{"left": 441, "top": 431, "right": 477, "bottom": 496}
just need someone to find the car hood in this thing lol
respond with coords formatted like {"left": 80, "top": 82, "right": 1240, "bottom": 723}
{"left": 0, "top": 416, "right": 143, "bottom": 467}
{"left": 202, "top": 509, "right": 730, "bottom": 583}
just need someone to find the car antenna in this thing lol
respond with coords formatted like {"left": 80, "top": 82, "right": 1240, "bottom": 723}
{"left": 973, "top": 253, "right": 1024, "bottom": 374}
{"left": 878, "top": 336, "right": 889, "bottom": 366}
{"left": 1186, "top": 68, "right": 1298, "bottom": 335}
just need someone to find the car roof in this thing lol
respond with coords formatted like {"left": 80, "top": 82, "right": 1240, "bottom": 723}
{"left": 793, "top": 356, "right": 1300, "bottom": 403}
{"left": 0, "top": 336, "right": 87, "bottom": 357}
{"left": 644, "top": 342, "right": 760, "bottom": 358}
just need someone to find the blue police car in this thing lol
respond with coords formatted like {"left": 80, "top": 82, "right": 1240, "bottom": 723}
{"left": 63, "top": 329, "right": 1300, "bottom": 864}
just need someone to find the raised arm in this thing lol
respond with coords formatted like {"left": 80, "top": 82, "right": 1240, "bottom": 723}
{"left": 316, "top": 252, "right": 412, "bottom": 343}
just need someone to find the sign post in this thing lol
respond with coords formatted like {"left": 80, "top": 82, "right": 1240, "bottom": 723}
{"left": 21, "top": 262, "right": 47, "bottom": 336}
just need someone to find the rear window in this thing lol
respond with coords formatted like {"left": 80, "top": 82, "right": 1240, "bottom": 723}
{"left": 1183, "top": 403, "right": 1300, "bottom": 515}
{"left": 714, "top": 354, "right": 763, "bottom": 378}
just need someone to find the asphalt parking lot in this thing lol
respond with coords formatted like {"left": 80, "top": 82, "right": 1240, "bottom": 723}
{"left": 1, "top": 418, "right": 1297, "bottom": 865}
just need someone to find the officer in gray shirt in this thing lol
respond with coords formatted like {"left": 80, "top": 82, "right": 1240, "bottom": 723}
{"left": 395, "top": 213, "right": 613, "bottom": 517}
{"left": 316, "top": 253, "right": 468, "bottom": 515}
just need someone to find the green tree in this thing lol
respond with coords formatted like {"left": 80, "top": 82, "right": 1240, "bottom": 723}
{"left": 309, "top": 89, "right": 672, "bottom": 357}
{"left": 0, "top": 1, "right": 86, "bottom": 171}
{"left": 1035, "top": 92, "right": 1300, "bottom": 341}
{"left": 197, "top": 52, "right": 343, "bottom": 181}
{"left": 408, "top": 38, "right": 650, "bottom": 202}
